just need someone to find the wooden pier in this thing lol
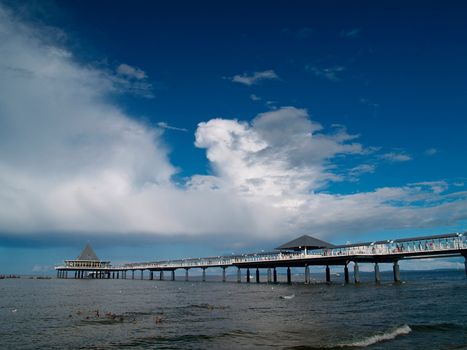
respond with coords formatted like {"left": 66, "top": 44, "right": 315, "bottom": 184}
{"left": 56, "top": 232, "right": 467, "bottom": 283}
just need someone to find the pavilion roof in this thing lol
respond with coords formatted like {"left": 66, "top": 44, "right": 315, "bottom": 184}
{"left": 76, "top": 243, "right": 100, "bottom": 261}
{"left": 276, "top": 234, "right": 335, "bottom": 251}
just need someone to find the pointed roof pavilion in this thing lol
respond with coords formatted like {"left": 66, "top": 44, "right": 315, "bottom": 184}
{"left": 77, "top": 243, "right": 100, "bottom": 261}
{"left": 63, "top": 243, "right": 110, "bottom": 268}
{"left": 276, "top": 234, "right": 335, "bottom": 251}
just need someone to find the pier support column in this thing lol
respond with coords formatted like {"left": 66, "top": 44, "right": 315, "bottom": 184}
{"left": 140, "top": 270, "right": 144, "bottom": 280}
{"left": 150, "top": 271, "right": 154, "bottom": 280}
{"left": 305, "top": 266, "right": 310, "bottom": 284}
{"left": 160, "top": 271, "right": 164, "bottom": 281}
{"left": 374, "top": 262, "right": 381, "bottom": 284}
{"left": 393, "top": 261, "right": 401, "bottom": 283}
{"left": 57, "top": 270, "right": 59, "bottom": 278}
{"left": 117, "top": 272, "right": 119, "bottom": 279}
{"left": 267, "top": 268, "right": 272, "bottom": 283}
{"left": 325, "top": 265, "right": 331, "bottom": 284}
{"left": 464, "top": 256, "right": 467, "bottom": 279}
{"left": 74, "top": 271, "right": 77, "bottom": 279}
{"left": 222, "top": 267, "right": 226, "bottom": 282}
{"left": 202, "top": 268, "right": 206, "bottom": 282}
{"left": 246, "top": 268, "right": 251, "bottom": 283}
{"left": 354, "top": 262, "right": 360, "bottom": 284}
{"left": 344, "top": 264, "right": 349, "bottom": 284}
{"left": 185, "top": 269, "right": 189, "bottom": 282}
{"left": 237, "top": 268, "right": 241, "bottom": 283}
{"left": 171, "top": 270, "right": 175, "bottom": 281}
{"left": 287, "top": 267, "right": 291, "bottom": 284}
{"left": 256, "top": 268, "right": 260, "bottom": 283}
{"left": 273, "top": 268, "right": 277, "bottom": 283}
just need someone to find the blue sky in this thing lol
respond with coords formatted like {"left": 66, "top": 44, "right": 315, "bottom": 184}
{"left": 0, "top": 0, "right": 466, "bottom": 273}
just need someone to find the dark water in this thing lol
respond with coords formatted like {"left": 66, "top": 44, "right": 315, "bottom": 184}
{"left": 1, "top": 270, "right": 466, "bottom": 350}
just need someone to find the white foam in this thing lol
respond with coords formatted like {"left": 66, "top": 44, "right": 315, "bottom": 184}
{"left": 340, "top": 324, "right": 411, "bottom": 348}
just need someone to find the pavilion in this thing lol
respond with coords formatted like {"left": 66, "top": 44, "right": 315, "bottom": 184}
{"left": 64, "top": 243, "right": 111, "bottom": 269}
{"left": 275, "top": 234, "right": 335, "bottom": 255}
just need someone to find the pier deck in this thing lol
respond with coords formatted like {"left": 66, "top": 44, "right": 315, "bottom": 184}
{"left": 56, "top": 232, "right": 467, "bottom": 283}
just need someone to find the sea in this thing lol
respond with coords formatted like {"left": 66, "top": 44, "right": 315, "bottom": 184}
{"left": 0, "top": 269, "right": 466, "bottom": 350}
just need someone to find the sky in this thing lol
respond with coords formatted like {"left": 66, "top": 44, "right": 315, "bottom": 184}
{"left": 1, "top": 0, "right": 467, "bottom": 274}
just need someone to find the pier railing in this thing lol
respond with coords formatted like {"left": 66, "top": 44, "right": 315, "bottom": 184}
{"left": 122, "top": 232, "right": 466, "bottom": 270}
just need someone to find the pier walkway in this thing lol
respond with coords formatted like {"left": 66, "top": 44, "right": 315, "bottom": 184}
{"left": 56, "top": 232, "right": 467, "bottom": 284}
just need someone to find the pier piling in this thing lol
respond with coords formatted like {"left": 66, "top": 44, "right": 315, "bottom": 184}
{"left": 374, "top": 262, "right": 381, "bottom": 284}
{"left": 305, "top": 265, "right": 310, "bottom": 284}
{"left": 354, "top": 262, "right": 360, "bottom": 284}
{"left": 185, "top": 269, "right": 189, "bottom": 282}
{"left": 256, "top": 268, "right": 260, "bottom": 283}
{"left": 273, "top": 268, "right": 277, "bottom": 283}
{"left": 246, "top": 268, "right": 251, "bottom": 283}
{"left": 344, "top": 264, "right": 349, "bottom": 284}
{"left": 222, "top": 267, "right": 226, "bottom": 282}
{"left": 267, "top": 268, "right": 272, "bottom": 283}
{"left": 202, "top": 268, "right": 206, "bottom": 282}
{"left": 393, "top": 261, "right": 401, "bottom": 283}
{"left": 237, "top": 268, "right": 241, "bottom": 283}
{"left": 287, "top": 267, "right": 291, "bottom": 284}
{"left": 325, "top": 265, "right": 331, "bottom": 284}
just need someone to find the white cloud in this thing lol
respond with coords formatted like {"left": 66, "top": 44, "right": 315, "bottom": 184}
{"left": 340, "top": 28, "right": 361, "bottom": 38}
{"left": 1, "top": 5, "right": 467, "bottom": 245}
{"left": 348, "top": 164, "right": 376, "bottom": 180}
{"left": 380, "top": 152, "right": 412, "bottom": 162}
{"left": 157, "top": 122, "right": 188, "bottom": 132}
{"left": 425, "top": 147, "right": 438, "bottom": 156}
{"left": 116, "top": 63, "right": 147, "bottom": 80}
{"left": 297, "top": 27, "right": 313, "bottom": 39}
{"left": 250, "top": 94, "right": 261, "bottom": 101}
{"left": 306, "top": 65, "right": 345, "bottom": 81}
{"left": 230, "top": 70, "right": 279, "bottom": 86}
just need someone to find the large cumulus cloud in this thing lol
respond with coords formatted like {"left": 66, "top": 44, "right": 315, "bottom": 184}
{"left": 0, "top": 4, "right": 466, "bottom": 245}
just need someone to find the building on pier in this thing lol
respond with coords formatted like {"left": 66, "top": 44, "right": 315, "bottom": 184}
{"left": 276, "top": 234, "right": 335, "bottom": 254}
{"left": 64, "top": 243, "right": 110, "bottom": 269}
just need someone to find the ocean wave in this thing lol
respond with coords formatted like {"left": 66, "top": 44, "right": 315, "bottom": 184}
{"left": 339, "top": 324, "right": 411, "bottom": 348}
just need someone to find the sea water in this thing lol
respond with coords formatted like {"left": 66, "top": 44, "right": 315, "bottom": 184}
{"left": 0, "top": 270, "right": 466, "bottom": 349}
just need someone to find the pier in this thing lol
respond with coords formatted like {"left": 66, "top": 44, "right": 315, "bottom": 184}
{"left": 56, "top": 232, "right": 467, "bottom": 283}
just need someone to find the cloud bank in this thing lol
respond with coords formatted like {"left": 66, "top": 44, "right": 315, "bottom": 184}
{"left": 1, "top": 5, "right": 466, "bottom": 245}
